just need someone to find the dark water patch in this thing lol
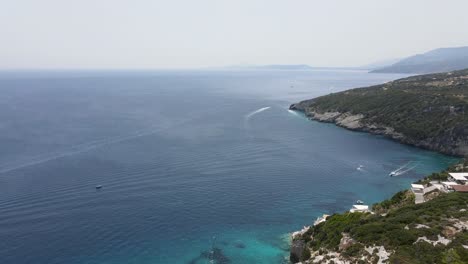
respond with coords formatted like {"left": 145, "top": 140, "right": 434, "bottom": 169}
{"left": 188, "top": 247, "right": 230, "bottom": 264}
{"left": 233, "top": 240, "right": 246, "bottom": 249}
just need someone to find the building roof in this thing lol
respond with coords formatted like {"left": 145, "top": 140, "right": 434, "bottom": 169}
{"left": 449, "top": 173, "right": 468, "bottom": 181}
{"left": 411, "top": 184, "right": 424, "bottom": 189}
{"left": 453, "top": 185, "right": 468, "bottom": 192}
{"left": 442, "top": 181, "right": 458, "bottom": 186}
{"left": 352, "top": 205, "right": 369, "bottom": 210}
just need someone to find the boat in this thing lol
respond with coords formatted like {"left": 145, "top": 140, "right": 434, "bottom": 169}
{"left": 355, "top": 200, "right": 364, "bottom": 205}
{"left": 389, "top": 171, "right": 397, "bottom": 177}
{"left": 95, "top": 185, "right": 103, "bottom": 189}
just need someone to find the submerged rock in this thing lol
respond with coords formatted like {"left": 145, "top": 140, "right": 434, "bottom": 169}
{"left": 188, "top": 247, "right": 230, "bottom": 264}
{"left": 233, "top": 241, "right": 246, "bottom": 249}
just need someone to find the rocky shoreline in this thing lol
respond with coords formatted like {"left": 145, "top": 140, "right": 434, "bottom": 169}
{"left": 289, "top": 104, "right": 465, "bottom": 157}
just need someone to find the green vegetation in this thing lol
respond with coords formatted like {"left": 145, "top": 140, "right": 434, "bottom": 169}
{"left": 298, "top": 192, "right": 468, "bottom": 263}
{"left": 301, "top": 247, "right": 311, "bottom": 260}
{"left": 372, "top": 190, "right": 415, "bottom": 214}
{"left": 305, "top": 212, "right": 365, "bottom": 250}
{"left": 291, "top": 69, "right": 468, "bottom": 156}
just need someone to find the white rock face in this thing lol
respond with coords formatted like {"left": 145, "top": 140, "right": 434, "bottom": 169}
{"left": 364, "top": 246, "right": 391, "bottom": 264}
{"left": 335, "top": 114, "right": 364, "bottom": 129}
{"left": 311, "top": 111, "right": 341, "bottom": 122}
{"left": 310, "top": 251, "right": 350, "bottom": 264}
{"left": 415, "top": 235, "right": 451, "bottom": 246}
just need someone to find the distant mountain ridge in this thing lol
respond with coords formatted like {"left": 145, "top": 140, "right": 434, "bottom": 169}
{"left": 372, "top": 46, "right": 468, "bottom": 74}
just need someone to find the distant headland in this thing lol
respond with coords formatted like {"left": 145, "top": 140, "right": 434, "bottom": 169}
{"left": 290, "top": 68, "right": 468, "bottom": 156}
{"left": 371, "top": 46, "right": 468, "bottom": 74}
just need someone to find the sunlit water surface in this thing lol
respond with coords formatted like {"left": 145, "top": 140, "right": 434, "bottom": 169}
{"left": 0, "top": 70, "right": 458, "bottom": 264}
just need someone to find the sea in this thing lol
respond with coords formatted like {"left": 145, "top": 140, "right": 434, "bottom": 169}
{"left": 0, "top": 69, "right": 459, "bottom": 264}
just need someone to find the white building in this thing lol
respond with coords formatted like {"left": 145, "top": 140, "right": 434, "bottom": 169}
{"left": 350, "top": 204, "right": 370, "bottom": 213}
{"left": 449, "top": 173, "right": 468, "bottom": 184}
{"left": 442, "top": 181, "right": 458, "bottom": 191}
{"left": 411, "top": 184, "right": 424, "bottom": 193}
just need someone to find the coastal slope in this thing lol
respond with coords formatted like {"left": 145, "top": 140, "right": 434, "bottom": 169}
{"left": 290, "top": 190, "right": 468, "bottom": 263}
{"left": 290, "top": 68, "right": 468, "bottom": 156}
{"left": 371, "top": 46, "right": 468, "bottom": 74}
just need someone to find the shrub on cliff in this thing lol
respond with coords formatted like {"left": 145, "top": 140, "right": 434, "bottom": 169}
{"left": 310, "top": 212, "right": 367, "bottom": 250}
{"left": 372, "top": 190, "right": 415, "bottom": 214}
{"left": 303, "top": 192, "right": 468, "bottom": 263}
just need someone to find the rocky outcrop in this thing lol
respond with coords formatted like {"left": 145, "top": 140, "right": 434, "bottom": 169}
{"left": 289, "top": 239, "right": 306, "bottom": 263}
{"left": 338, "top": 233, "right": 355, "bottom": 251}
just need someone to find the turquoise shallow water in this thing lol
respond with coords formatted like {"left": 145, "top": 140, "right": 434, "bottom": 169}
{"left": 0, "top": 70, "right": 459, "bottom": 264}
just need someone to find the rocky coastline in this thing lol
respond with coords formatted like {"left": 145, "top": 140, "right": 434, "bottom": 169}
{"left": 289, "top": 69, "right": 468, "bottom": 158}
{"left": 289, "top": 103, "right": 466, "bottom": 157}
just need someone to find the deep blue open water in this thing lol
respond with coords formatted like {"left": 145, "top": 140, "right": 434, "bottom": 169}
{"left": 0, "top": 70, "right": 458, "bottom": 264}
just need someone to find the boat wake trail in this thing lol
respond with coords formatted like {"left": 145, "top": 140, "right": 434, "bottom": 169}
{"left": 393, "top": 165, "right": 418, "bottom": 176}
{"left": 0, "top": 118, "right": 196, "bottom": 175}
{"left": 245, "top": 107, "right": 271, "bottom": 120}
{"left": 287, "top": 109, "right": 299, "bottom": 116}
{"left": 244, "top": 107, "right": 271, "bottom": 131}
{"left": 0, "top": 129, "right": 160, "bottom": 174}
{"left": 390, "top": 162, "right": 418, "bottom": 176}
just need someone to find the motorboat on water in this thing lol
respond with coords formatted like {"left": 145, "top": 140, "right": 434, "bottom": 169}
{"left": 95, "top": 185, "right": 103, "bottom": 189}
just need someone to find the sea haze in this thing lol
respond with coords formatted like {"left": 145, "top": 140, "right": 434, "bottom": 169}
{"left": 0, "top": 70, "right": 458, "bottom": 264}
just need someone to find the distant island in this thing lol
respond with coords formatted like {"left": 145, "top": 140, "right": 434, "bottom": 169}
{"left": 222, "top": 64, "right": 314, "bottom": 70}
{"left": 290, "top": 68, "right": 468, "bottom": 156}
{"left": 371, "top": 46, "right": 468, "bottom": 74}
{"left": 220, "top": 64, "right": 380, "bottom": 71}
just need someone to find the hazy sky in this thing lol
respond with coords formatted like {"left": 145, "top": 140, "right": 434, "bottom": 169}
{"left": 1, "top": 0, "right": 468, "bottom": 69}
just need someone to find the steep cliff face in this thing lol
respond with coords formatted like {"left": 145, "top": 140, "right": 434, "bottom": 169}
{"left": 290, "top": 69, "right": 468, "bottom": 157}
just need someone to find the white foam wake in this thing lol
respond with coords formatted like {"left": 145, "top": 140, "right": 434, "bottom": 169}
{"left": 393, "top": 164, "right": 418, "bottom": 176}
{"left": 0, "top": 118, "right": 196, "bottom": 175}
{"left": 390, "top": 161, "right": 418, "bottom": 176}
{"left": 0, "top": 129, "right": 160, "bottom": 174}
{"left": 245, "top": 107, "right": 271, "bottom": 120}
